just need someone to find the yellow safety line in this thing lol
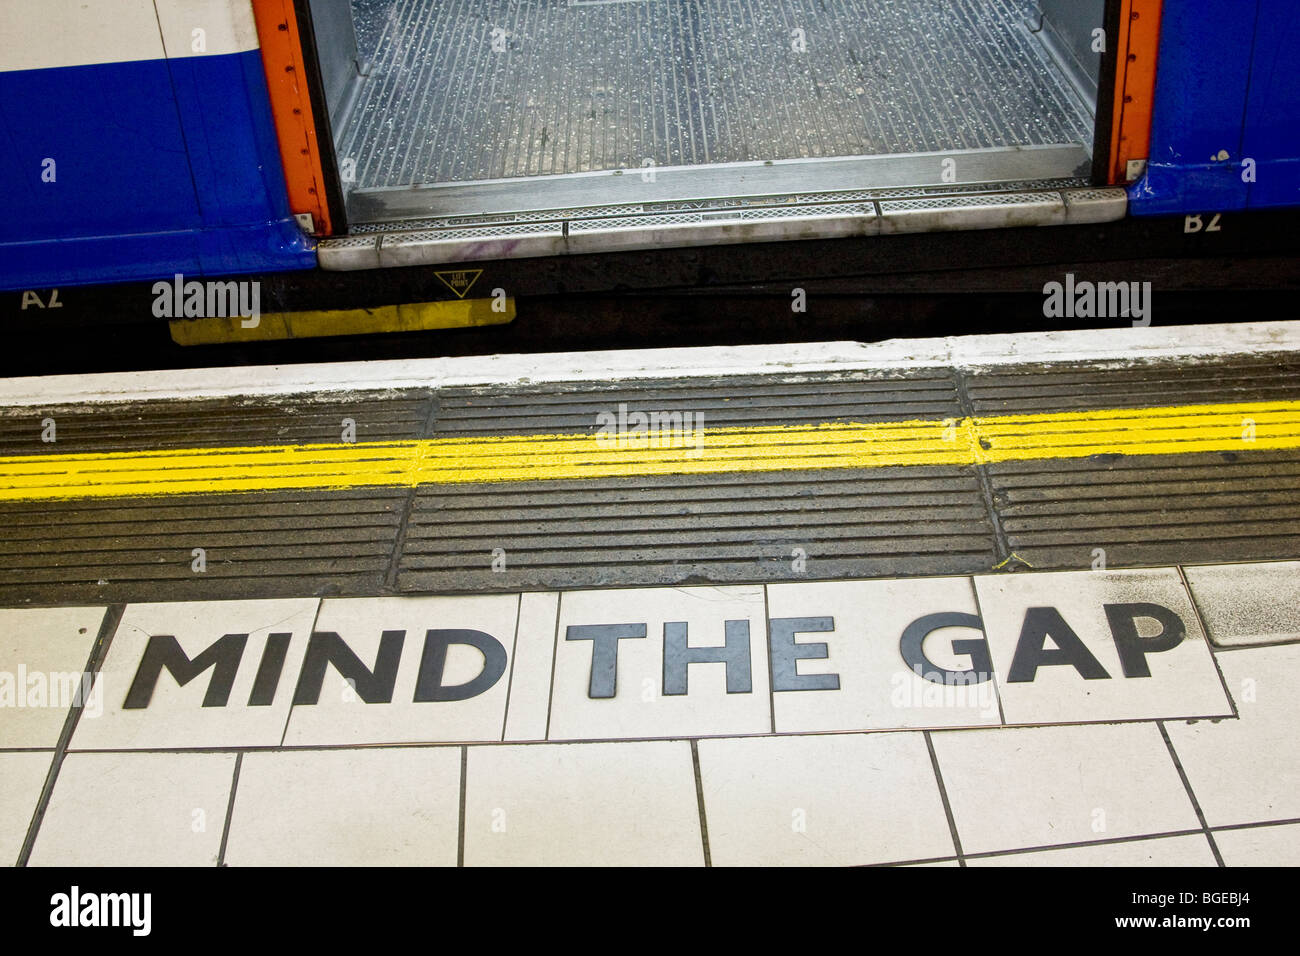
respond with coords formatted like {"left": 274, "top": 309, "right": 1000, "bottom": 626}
{"left": 0, "top": 400, "right": 1296, "bottom": 502}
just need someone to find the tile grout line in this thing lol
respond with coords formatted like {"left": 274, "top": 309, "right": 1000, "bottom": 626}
{"left": 871, "top": 825, "right": 1234, "bottom": 865}
{"left": 457, "top": 744, "right": 468, "bottom": 867}
{"left": 689, "top": 739, "right": 712, "bottom": 867}
{"left": 1214, "top": 636, "right": 1300, "bottom": 652}
{"left": 278, "top": 599, "right": 325, "bottom": 747}
{"left": 544, "top": 592, "right": 563, "bottom": 741}
{"left": 384, "top": 392, "right": 440, "bottom": 592}
{"left": 1211, "top": 815, "right": 1300, "bottom": 833}
{"left": 21, "top": 709, "right": 1257, "bottom": 755}
{"left": 863, "top": 855, "right": 961, "bottom": 868}
{"left": 965, "top": 576, "right": 1006, "bottom": 725}
{"left": 1157, "top": 720, "right": 1225, "bottom": 866}
{"left": 7, "top": 558, "right": 1300, "bottom": 613}
{"left": 1177, "top": 564, "right": 1241, "bottom": 718}
{"left": 216, "top": 751, "right": 243, "bottom": 867}
{"left": 17, "top": 603, "right": 124, "bottom": 867}
{"left": 499, "top": 592, "right": 524, "bottom": 741}
{"left": 960, "top": 826, "right": 1209, "bottom": 862}
{"left": 763, "top": 584, "right": 776, "bottom": 734}
{"left": 923, "top": 730, "right": 966, "bottom": 867}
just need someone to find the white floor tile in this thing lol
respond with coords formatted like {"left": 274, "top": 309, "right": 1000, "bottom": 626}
{"left": 547, "top": 586, "right": 770, "bottom": 740}
{"left": 502, "top": 592, "right": 559, "bottom": 741}
{"left": 1164, "top": 643, "right": 1300, "bottom": 827}
{"left": 697, "top": 732, "right": 954, "bottom": 866}
{"left": 0, "top": 607, "right": 103, "bottom": 748}
{"left": 974, "top": 569, "right": 1231, "bottom": 724}
{"left": 970, "top": 833, "right": 1217, "bottom": 866}
{"left": 766, "top": 578, "right": 1000, "bottom": 733}
{"left": 282, "top": 594, "right": 519, "bottom": 746}
{"left": 71, "top": 599, "right": 319, "bottom": 750}
{"left": 0, "top": 751, "right": 52, "bottom": 866}
{"left": 463, "top": 741, "right": 703, "bottom": 866}
{"left": 29, "top": 752, "right": 236, "bottom": 866}
{"left": 1213, "top": 822, "right": 1300, "bottom": 866}
{"left": 931, "top": 722, "right": 1200, "bottom": 854}
{"left": 223, "top": 747, "right": 462, "bottom": 866}
{"left": 1183, "top": 561, "right": 1300, "bottom": 646}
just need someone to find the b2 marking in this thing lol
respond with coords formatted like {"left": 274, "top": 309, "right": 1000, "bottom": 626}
{"left": 1184, "top": 213, "right": 1222, "bottom": 234}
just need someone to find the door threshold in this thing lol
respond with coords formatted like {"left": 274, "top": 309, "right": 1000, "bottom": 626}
{"left": 320, "top": 183, "right": 1126, "bottom": 271}
{"left": 344, "top": 144, "right": 1094, "bottom": 225}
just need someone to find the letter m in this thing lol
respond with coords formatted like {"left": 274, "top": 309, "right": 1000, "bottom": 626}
{"left": 1096, "top": 281, "right": 1130, "bottom": 318}
{"left": 101, "top": 893, "right": 130, "bottom": 926}
{"left": 123, "top": 633, "right": 249, "bottom": 708}
{"left": 206, "top": 281, "right": 239, "bottom": 317}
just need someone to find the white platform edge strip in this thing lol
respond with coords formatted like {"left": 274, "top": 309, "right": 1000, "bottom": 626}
{"left": 1, "top": 321, "right": 1298, "bottom": 407}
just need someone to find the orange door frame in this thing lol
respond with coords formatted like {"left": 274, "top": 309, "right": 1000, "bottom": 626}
{"left": 1108, "top": 0, "right": 1165, "bottom": 184}
{"left": 251, "top": 1, "right": 1162, "bottom": 228}
{"left": 250, "top": 0, "right": 334, "bottom": 236}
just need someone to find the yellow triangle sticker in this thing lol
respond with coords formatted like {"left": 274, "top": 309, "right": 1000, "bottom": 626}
{"left": 434, "top": 269, "right": 484, "bottom": 299}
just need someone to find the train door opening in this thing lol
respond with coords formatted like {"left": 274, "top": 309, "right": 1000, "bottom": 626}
{"left": 304, "top": 0, "right": 1112, "bottom": 242}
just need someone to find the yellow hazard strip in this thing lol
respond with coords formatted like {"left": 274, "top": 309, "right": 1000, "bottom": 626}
{"left": 0, "top": 400, "right": 1297, "bottom": 501}
{"left": 168, "top": 297, "right": 514, "bottom": 345}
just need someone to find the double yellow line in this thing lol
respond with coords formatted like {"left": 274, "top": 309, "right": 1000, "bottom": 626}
{"left": 1, "top": 400, "right": 1297, "bottom": 502}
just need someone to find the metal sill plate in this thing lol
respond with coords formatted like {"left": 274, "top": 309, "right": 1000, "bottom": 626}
{"left": 319, "top": 185, "right": 1127, "bottom": 271}
{"left": 344, "top": 144, "right": 1093, "bottom": 224}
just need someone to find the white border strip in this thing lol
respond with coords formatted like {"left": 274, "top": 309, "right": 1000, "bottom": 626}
{"left": 2, "top": 321, "right": 1298, "bottom": 407}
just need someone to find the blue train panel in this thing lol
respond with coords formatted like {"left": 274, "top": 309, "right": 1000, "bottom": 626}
{"left": 1131, "top": 0, "right": 1300, "bottom": 215}
{"left": 0, "top": 0, "right": 315, "bottom": 292}
{"left": 1243, "top": 0, "right": 1300, "bottom": 209}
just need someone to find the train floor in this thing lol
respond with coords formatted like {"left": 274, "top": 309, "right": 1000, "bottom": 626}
{"left": 3, "top": 322, "right": 1299, "bottom": 866}
{"left": 340, "top": 0, "right": 1093, "bottom": 194}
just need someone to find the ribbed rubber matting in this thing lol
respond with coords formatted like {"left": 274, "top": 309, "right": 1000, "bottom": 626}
{"left": 0, "top": 395, "right": 433, "bottom": 603}
{"left": 4, "top": 358, "right": 1300, "bottom": 604}
{"left": 398, "top": 466, "right": 996, "bottom": 592}
{"left": 342, "top": 0, "right": 1093, "bottom": 189}
{"left": 964, "top": 360, "right": 1300, "bottom": 570}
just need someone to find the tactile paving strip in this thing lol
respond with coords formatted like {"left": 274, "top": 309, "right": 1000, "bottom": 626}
{"left": 396, "top": 466, "right": 997, "bottom": 592}
{"left": 0, "top": 394, "right": 432, "bottom": 604}
{"left": 991, "top": 450, "right": 1300, "bottom": 569}
{"left": 2, "top": 359, "right": 1300, "bottom": 603}
{"left": 341, "top": 0, "right": 1093, "bottom": 188}
{"left": 0, "top": 489, "right": 407, "bottom": 604}
{"left": 432, "top": 371, "right": 963, "bottom": 435}
{"left": 970, "top": 358, "right": 1300, "bottom": 569}
{"left": 0, "top": 393, "right": 431, "bottom": 454}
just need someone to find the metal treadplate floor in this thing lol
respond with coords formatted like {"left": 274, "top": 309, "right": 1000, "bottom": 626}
{"left": 3, "top": 357, "right": 1300, "bottom": 605}
{"left": 342, "top": 0, "right": 1093, "bottom": 190}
